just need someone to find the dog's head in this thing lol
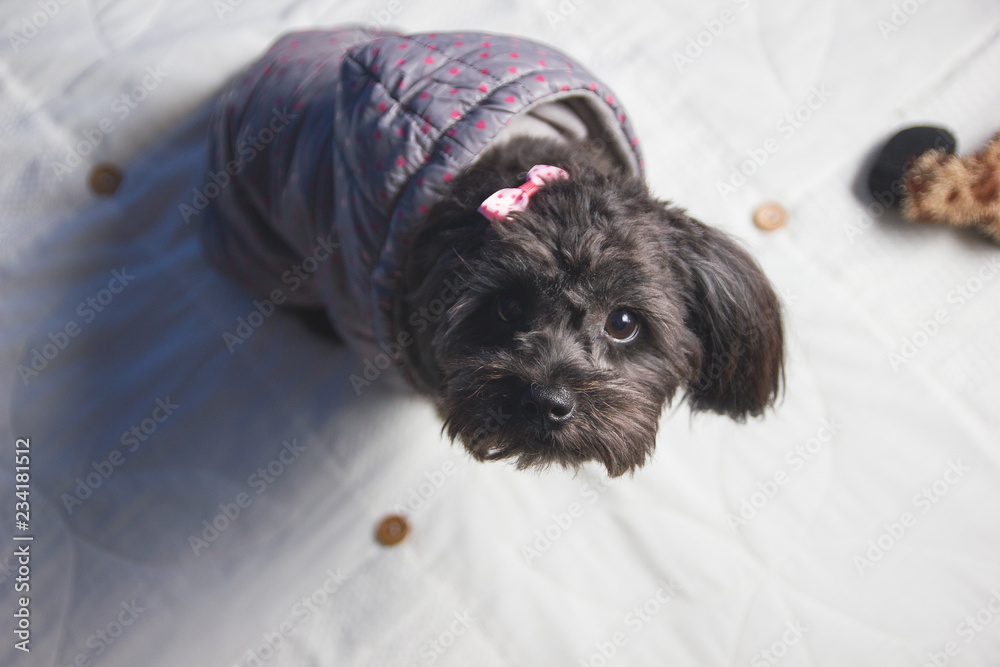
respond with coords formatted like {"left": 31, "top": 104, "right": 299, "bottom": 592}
{"left": 402, "top": 147, "right": 783, "bottom": 477}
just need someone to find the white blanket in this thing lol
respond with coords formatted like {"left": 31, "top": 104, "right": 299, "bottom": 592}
{"left": 1, "top": 1, "right": 999, "bottom": 665}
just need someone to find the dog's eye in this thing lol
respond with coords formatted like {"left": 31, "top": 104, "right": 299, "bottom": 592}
{"left": 604, "top": 308, "right": 639, "bottom": 342}
{"left": 496, "top": 296, "right": 524, "bottom": 323}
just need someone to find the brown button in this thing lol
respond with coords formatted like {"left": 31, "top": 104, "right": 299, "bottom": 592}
{"left": 753, "top": 202, "right": 787, "bottom": 231}
{"left": 375, "top": 514, "right": 409, "bottom": 546}
{"left": 89, "top": 163, "right": 123, "bottom": 196}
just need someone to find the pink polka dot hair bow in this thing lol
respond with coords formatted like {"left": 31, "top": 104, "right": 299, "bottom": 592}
{"left": 478, "top": 164, "right": 570, "bottom": 223}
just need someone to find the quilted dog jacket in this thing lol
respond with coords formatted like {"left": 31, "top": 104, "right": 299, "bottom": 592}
{"left": 198, "top": 28, "right": 644, "bottom": 371}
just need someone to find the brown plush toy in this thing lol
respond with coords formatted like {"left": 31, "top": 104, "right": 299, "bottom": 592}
{"left": 868, "top": 127, "right": 1000, "bottom": 243}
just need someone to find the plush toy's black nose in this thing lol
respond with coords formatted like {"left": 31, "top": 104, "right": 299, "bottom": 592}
{"left": 867, "top": 125, "right": 957, "bottom": 207}
{"left": 520, "top": 385, "right": 576, "bottom": 426}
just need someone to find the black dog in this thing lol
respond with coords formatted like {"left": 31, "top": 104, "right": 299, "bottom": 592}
{"left": 395, "top": 136, "right": 783, "bottom": 477}
{"left": 200, "top": 30, "right": 783, "bottom": 477}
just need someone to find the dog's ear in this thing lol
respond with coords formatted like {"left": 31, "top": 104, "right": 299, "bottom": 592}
{"left": 661, "top": 207, "right": 784, "bottom": 420}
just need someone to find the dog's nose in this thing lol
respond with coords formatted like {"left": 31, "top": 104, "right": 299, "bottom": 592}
{"left": 520, "top": 384, "right": 576, "bottom": 426}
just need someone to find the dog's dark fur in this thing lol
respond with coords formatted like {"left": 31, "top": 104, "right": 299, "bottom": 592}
{"left": 392, "top": 136, "right": 784, "bottom": 477}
